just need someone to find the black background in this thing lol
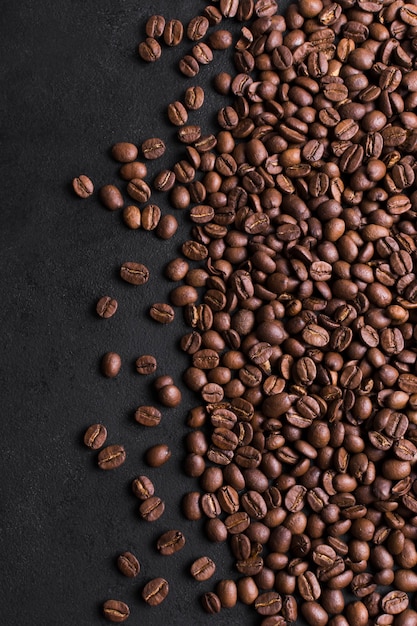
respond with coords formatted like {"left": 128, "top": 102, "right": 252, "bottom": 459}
{"left": 0, "top": 1, "right": 296, "bottom": 625}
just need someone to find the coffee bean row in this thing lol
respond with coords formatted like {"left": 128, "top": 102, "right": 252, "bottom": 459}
{"left": 74, "top": 0, "right": 417, "bottom": 624}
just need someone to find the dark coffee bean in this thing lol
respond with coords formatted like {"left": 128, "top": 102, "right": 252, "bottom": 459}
{"left": 192, "top": 42, "right": 213, "bottom": 65}
{"left": 224, "top": 511, "right": 250, "bottom": 534}
{"left": 153, "top": 169, "right": 175, "bottom": 192}
{"left": 201, "top": 592, "right": 221, "bottom": 614}
{"left": 111, "top": 142, "right": 138, "bottom": 163}
{"left": 182, "top": 240, "right": 208, "bottom": 261}
{"left": 96, "top": 296, "right": 118, "bottom": 319}
{"left": 101, "top": 352, "right": 122, "bottom": 378}
{"left": 254, "top": 592, "right": 282, "bottom": 616}
{"left": 139, "top": 496, "right": 165, "bottom": 522}
{"left": 167, "top": 101, "right": 188, "bottom": 126}
{"left": 120, "top": 262, "right": 149, "bottom": 286}
{"left": 157, "top": 383, "right": 182, "bottom": 407}
{"left": 208, "top": 29, "right": 233, "bottom": 50}
{"left": 179, "top": 54, "right": 200, "bottom": 77}
{"left": 142, "top": 577, "right": 169, "bottom": 605}
{"left": 140, "top": 203, "right": 160, "bottom": 230}
{"left": 381, "top": 589, "right": 409, "bottom": 614}
{"left": 187, "top": 16, "right": 209, "bottom": 41}
{"left": 145, "top": 15, "right": 165, "bottom": 38}
{"left": 117, "top": 551, "right": 140, "bottom": 577}
{"left": 156, "top": 529, "right": 186, "bottom": 555}
{"left": 155, "top": 214, "right": 178, "bottom": 239}
{"left": 134, "top": 405, "right": 162, "bottom": 427}
{"left": 103, "top": 599, "right": 130, "bottom": 622}
{"left": 131, "top": 475, "right": 155, "bottom": 500}
{"left": 184, "top": 85, "right": 205, "bottom": 110}
{"left": 126, "top": 178, "right": 151, "bottom": 203}
{"left": 149, "top": 303, "right": 175, "bottom": 324}
{"left": 201, "top": 493, "right": 222, "bottom": 518}
{"left": 72, "top": 174, "right": 94, "bottom": 198}
{"left": 138, "top": 37, "right": 161, "bottom": 62}
{"left": 97, "top": 444, "right": 126, "bottom": 470}
{"left": 99, "top": 184, "right": 124, "bottom": 210}
{"left": 145, "top": 443, "right": 171, "bottom": 467}
{"left": 141, "top": 137, "right": 166, "bottom": 160}
{"left": 83, "top": 423, "right": 107, "bottom": 450}
{"left": 119, "top": 161, "right": 147, "bottom": 181}
{"left": 190, "top": 556, "right": 216, "bottom": 581}
{"left": 135, "top": 354, "right": 157, "bottom": 375}
{"left": 164, "top": 19, "right": 183, "bottom": 46}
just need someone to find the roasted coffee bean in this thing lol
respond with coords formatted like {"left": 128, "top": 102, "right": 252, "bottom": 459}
{"left": 141, "top": 137, "right": 166, "bottom": 160}
{"left": 103, "top": 599, "right": 130, "bottom": 622}
{"left": 99, "top": 184, "right": 124, "bottom": 210}
{"left": 120, "top": 262, "right": 149, "bottom": 285}
{"left": 254, "top": 592, "right": 282, "bottom": 616}
{"left": 190, "top": 556, "right": 216, "bottom": 581}
{"left": 135, "top": 354, "right": 157, "bottom": 375}
{"left": 101, "top": 352, "right": 122, "bottom": 377}
{"left": 142, "top": 577, "right": 169, "bottom": 605}
{"left": 164, "top": 19, "right": 183, "bottom": 46}
{"left": 149, "top": 303, "right": 175, "bottom": 324}
{"left": 184, "top": 85, "right": 205, "bottom": 110}
{"left": 139, "top": 496, "right": 165, "bottom": 522}
{"left": 96, "top": 296, "right": 118, "bottom": 319}
{"left": 156, "top": 529, "right": 186, "bottom": 556}
{"left": 138, "top": 37, "right": 161, "bottom": 62}
{"left": 145, "top": 444, "right": 171, "bottom": 467}
{"left": 201, "top": 592, "right": 221, "bottom": 614}
{"left": 83, "top": 423, "right": 107, "bottom": 450}
{"left": 187, "top": 16, "right": 209, "bottom": 41}
{"left": 72, "top": 175, "right": 94, "bottom": 198}
{"left": 141, "top": 203, "right": 161, "bottom": 230}
{"left": 131, "top": 475, "right": 154, "bottom": 500}
{"left": 111, "top": 142, "right": 138, "bottom": 163}
{"left": 97, "top": 444, "right": 126, "bottom": 470}
{"left": 167, "top": 101, "right": 188, "bottom": 127}
{"left": 117, "top": 551, "right": 140, "bottom": 578}
{"left": 145, "top": 15, "right": 165, "bottom": 38}
{"left": 134, "top": 405, "right": 162, "bottom": 427}
{"left": 122, "top": 205, "right": 141, "bottom": 229}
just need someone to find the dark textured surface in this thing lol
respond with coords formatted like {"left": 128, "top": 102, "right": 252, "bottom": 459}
{"left": 0, "top": 1, "right": 277, "bottom": 625}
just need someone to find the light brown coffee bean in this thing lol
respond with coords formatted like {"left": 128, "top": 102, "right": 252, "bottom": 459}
{"left": 120, "top": 262, "right": 149, "bottom": 285}
{"left": 97, "top": 444, "right": 126, "bottom": 470}
{"left": 84, "top": 423, "right": 107, "bottom": 450}
{"left": 103, "top": 599, "right": 130, "bottom": 622}
{"left": 142, "top": 577, "right": 169, "bottom": 605}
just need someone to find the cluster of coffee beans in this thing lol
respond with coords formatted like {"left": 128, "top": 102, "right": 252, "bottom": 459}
{"left": 74, "top": 0, "right": 417, "bottom": 624}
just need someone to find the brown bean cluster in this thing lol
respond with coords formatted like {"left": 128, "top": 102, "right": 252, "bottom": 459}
{"left": 75, "top": 0, "right": 417, "bottom": 624}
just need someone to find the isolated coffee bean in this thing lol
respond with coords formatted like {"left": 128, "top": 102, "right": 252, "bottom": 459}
{"left": 111, "top": 142, "right": 138, "bottom": 163}
{"left": 139, "top": 496, "right": 165, "bottom": 522}
{"left": 201, "top": 592, "right": 221, "bottom": 614}
{"left": 97, "top": 444, "right": 126, "bottom": 470}
{"left": 134, "top": 406, "right": 162, "bottom": 427}
{"left": 141, "top": 137, "right": 166, "bottom": 160}
{"left": 184, "top": 85, "right": 205, "bottom": 110}
{"left": 131, "top": 475, "right": 155, "bottom": 500}
{"left": 84, "top": 423, "right": 107, "bottom": 450}
{"left": 103, "top": 599, "right": 130, "bottom": 622}
{"left": 145, "top": 443, "right": 172, "bottom": 467}
{"left": 117, "top": 551, "right": 140, "bottom": 577}
{"left": 190, "top": 556, "right": 216, "bottom": 581}
{"left": 145, "top": 15, "right": 165, "bottom": 38}
{"left": 149, "top": 303, "right": 175, "bottom": 324}
{"left": 142, "top": 578, "right": 169, "bottom": 605}
{"left": 135, "top": 355, "right": 157, "bottom": 375}
{"left": 72, "top": 175, "right": 94, "bottom": 198}
{"left": 138, "top": 37, "right": 161, "bottom": 62}
{"left": 120, "top": 262, "right": 149, "bottom": 285}
{"left": 99, "top": 184, "right": 124, "bottom": 210}
{"left": 156, "top": 529, "right": 186, "bottom": 555}
{"left": 96, "top": 296, "right": 118, "bottom": 319}
{"left": 101, "top": 352, "right": 122, "bottom": 377}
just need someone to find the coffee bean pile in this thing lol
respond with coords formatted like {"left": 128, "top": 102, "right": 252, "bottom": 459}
{"left": 74, "top": 0, "right": 417, "bottom": 624}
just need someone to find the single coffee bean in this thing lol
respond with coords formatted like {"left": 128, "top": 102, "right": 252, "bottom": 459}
{"left": 149, "top": 302, "right": 175, "bottom": 324}
{"left": 83, "top": 423, "right": 107, "bottom": 450}
{"left": 381, "top": 589, "right": 409, "bottom": 614}
{"left": 126, "top": 178, "right": 151, "bottom": 203}
{"left": 156, "top": 529, "right": 186, "bottom": 555}
{"left": 141, "top": 137, "right": 166, "bottom": 160}
{"left": 187, "top": 16, "right": 209, "bottom": 41}
{"left": 99, "top": 184, "right": 124, "bottom": 211}
{"left": 122, "top": 205, "right": 141, "bottom": 229}
{"left": 138, "top": 37, "right": 161, "bottom": 62}
{"left": 97, "top": 444, "right": 126, "bottom": 470}
{"left": 120, "top": 262, "right": 149, "bottom": 286}
{"left": 184, "top": 85, "right": 205, "bottom": 110}
{"left": 167, "top": 101, "right": 188, "bottom": 126}
{"left": 139, "top": 496, "right": 165, "bottom": 522}
{"left": 201, "top": 592, "right": 221, "bottom": 614}
{"left": 145, "top": 443, "right": 171, "bottom": 467}
{"left": 102, "top": 599, "right": 130, "bottom": 622}
{"left": 135, "top": 355, "right": 157, "bottom": 375}
{"left": 134, "top": 405, "right": 162, "bottom": 427}
{"left": 179, "top": 54, "right": 200, "bottom": 77}
{"left": 164, "top": 19, "right": 183, "bottom": 46}
{"left": 157, "top": 383, "right": 182, "bottom": 407}
{"left": 119, "top": 161, "right": 147, "bottom": 181}
{"left": 117, "top": 551, "right": 140, "bottom": 577}
{"left": 96, "top": 296, "right": 118, "bottom": 319}
{"left": 131, "top": 475, "right": 154, "bottom": 500}
{"left": 190, "top": 556, "right": 216, "bottom": 581}
{"left": 111, "top": 142, "right": 138, "bottom": 163}
{"left": 101, "top": 352, "right": 122, "bottom": 377}
{"left": 142, "top": 577, "right": 169, "bottom": 605}
{"left": 145, "top": 15, "right": 165, "bottom": 38}
{"left": 72, "top": 174, "right": 94, "bottom": 198}
{"left": 155, "top": 214, "right": 178, "bottom": 239}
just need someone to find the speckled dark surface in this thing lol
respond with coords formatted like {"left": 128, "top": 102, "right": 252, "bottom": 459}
{"left": 0, "top": 2, "right": 298, "bottom": 625}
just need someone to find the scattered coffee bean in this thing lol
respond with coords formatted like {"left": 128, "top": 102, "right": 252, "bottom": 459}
{"left": 145, "top": 15, "right": 165, "bottom": 39}
{"left": 96, "top": 296, "right": 118, "bottom": 319}
{"left": 141, "top": 137, "right": 166, "bottom": 160}
{"left": 190, "top": 556, "right": 216, "bottom": 581}
{"left": 134, "top": 405, "right": 162, "bottom": 427}
{"left": 72, "top": 175, "right": 94, "bottom": 198}
{"left": 131, "top": 475, "right": 155, "bottom": 500}
{"left": 102, "top": 599, "right": 130, "bottom": 622}
{"left": 101, "top": 352, "right": 122, "bottom": 378}
{"left": 138, "top": 37, "right": 161, "bottom": 62}
{"left": 149, "top": 302, "right": 175, "bottom": 324}
{"left": 97, "top": 444, "right": 126, "bottom": 470}
{"left": 145, "top": 443, "right": 172, "bottom": 467}
{"left": 111, "top": 142, "right": 138, "bottom": 163}
{"left": 135, "top": 354, "right": 157, "bottom": 375}
{"left": 120, "top": 262, "right": 149, "bottom": 286}
{"left": 156, "top": 529, "right": 186, "bottom": 555}
{"left": 139, "top": 496, "right": 165, "bottom": 522}
{"left": 117, "top": 551, "right": 140, "bottom": 578}
{"left": 142, "top": 577, "right": 169, "bottom": 605}
{"left": 99, "top": 184, "right": 124, "bottom": 211}
{"left": 83, "top": 423, "right": 107, "bottom": 450}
